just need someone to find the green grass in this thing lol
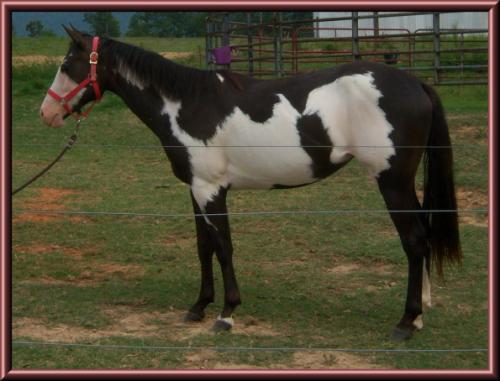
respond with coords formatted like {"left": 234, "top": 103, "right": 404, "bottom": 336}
{"left": 12, "top": 36, "right": 205, "bottom": 57}
{"left": 10, "top": 36, "right": 489, "bottom": 370}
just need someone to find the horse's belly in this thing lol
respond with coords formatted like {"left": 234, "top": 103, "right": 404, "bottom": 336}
{"left": 225, "top": 147, "right": 315, "bottom": 189}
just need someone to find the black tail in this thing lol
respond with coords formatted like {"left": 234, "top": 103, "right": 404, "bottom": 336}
{"left": 421, "top": 82, "right": 462, "bottom": 277}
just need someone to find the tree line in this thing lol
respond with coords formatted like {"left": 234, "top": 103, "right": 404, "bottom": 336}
{"left": 21, "top": 11, "right": 313, "bottom": 37}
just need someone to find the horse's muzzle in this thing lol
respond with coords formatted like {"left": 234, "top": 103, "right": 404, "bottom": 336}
{"left": 40, "top": 108, "right": 65, "bottom": 128}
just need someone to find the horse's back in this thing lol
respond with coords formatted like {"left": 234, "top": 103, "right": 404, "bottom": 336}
{"left": 222, "top": 62, "right": 431, "bottom": 180}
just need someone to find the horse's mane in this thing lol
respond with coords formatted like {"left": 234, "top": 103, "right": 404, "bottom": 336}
{"left": 102, "top": 38, "right": 235, "bottom": 99}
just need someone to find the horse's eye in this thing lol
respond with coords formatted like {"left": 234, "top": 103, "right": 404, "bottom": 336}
{"left": 60, "top": 63, "right": 69, "bottom": 72}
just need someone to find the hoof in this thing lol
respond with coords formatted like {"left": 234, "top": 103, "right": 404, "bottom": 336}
{"left": 391, "top": 326, "right": 414, "bottom": 342}
{"left": 212, "top": 316, "right": 233, "bottom": 332}
{"left": 184, "top": 311, "right": 204, "bottom": 322}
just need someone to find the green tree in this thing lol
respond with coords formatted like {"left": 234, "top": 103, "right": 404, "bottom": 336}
{"left": 25, "top": 20, "right": 44, "bottom": 37}
{"left": 126, "top": 12, "right": 206, "bottom": 37}
{"left": 40, "top": 28, "right": 56, "bottom": 37}
{"left": 83, "top": 12, "right": 120, "bottom": 37}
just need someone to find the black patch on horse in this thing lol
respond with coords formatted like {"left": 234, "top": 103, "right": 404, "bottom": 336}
{"left": 296, "top": 113, "right": 349, "bottom": 179}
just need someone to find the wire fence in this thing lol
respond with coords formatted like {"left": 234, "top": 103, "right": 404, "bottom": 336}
{"left": 13, "top": 143, "right": 485, "bottom": 149}
{"left": 11, "top": 137, "right": 489, "bottom": 361}
{"left": 12, "top": 208, "right": 489, "bottom": 219}
{"left": 11, "top": 341, "right": 488, "bottom": 354}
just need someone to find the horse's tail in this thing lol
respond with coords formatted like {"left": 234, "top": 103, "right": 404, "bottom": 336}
{"left": 421, "top": 82, "right": 462, "bottom": 277}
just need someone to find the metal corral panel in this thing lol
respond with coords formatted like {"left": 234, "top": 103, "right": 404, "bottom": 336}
{"left": 312, "top": 12, "right": 488, "bottom": 38}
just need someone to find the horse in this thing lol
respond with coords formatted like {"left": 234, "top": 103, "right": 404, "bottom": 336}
{"left": 39, "top": 26, "right": 462, "bottom": 341}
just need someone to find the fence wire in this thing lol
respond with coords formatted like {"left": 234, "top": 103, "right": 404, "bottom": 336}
{"left": 12, "top": 341, "right": 487, "bottom": 354}
{"left": 12, "top": 208, "right": 488, "bottom": 219}
{"left": 13, "top": 143, "right": 483, "bottom": 149}
{"left": 11, "top": 139, "right": 489, "bottom": 359}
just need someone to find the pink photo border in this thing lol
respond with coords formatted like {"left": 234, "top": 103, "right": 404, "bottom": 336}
{"left": 1, "top": 0, "right": 497, "bottom": 378}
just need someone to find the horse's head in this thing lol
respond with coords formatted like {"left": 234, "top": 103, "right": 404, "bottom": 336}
{"left": 40, "top": 25, "right": 103, "bottom": 127}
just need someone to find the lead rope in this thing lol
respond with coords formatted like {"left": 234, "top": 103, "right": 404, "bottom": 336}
{"left": 12, "top": 119, "right": 83, "bottom": 196}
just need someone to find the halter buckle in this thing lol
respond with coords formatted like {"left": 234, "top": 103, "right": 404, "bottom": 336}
{"left": 89, "top": 51, "right": 99, "bottom": 64}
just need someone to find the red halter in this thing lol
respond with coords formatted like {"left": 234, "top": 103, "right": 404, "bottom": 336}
{"left": 47, "top": 36, "right": 102, "bottom": 119}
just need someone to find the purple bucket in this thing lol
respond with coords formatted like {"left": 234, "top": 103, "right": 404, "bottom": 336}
{"left": 211, "top": 46, "right": 233, "bottom": 65}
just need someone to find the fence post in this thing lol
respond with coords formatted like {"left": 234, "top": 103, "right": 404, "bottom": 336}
{"left": 222, "top": 12, "right": 230, "bottom": 46}
{"left": 433, "top": 12, "right": 441, "bottom": 85}
{"left": 352, "top": 12, "right": 360, "bottom": 61}
{"left": 246, "top": 12, "right": 254, "bottom": 77}
{"left": 220, "top": 12, "right": 231, "bottom": 70}
{"left": 205, "top": 16, "right": 213, "bottom": 69}
{"left": 273, "top": 12, "right": 284, "bottom": 77}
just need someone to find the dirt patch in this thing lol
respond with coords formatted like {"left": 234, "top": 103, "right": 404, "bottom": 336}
{"left": 14, "top": 317, "right": 105, "bottom": 343}
{"left": 292, "top": 351, "right": 382, "bottom": 369}
{"left": 327, "top": 262, "right": 396, "bottom": 277}
{"left": 12, "top": 55, "right": 64, "bottom": 66}
{"left": 14, "top": 243, "right": 95, "bottom": 260}
{"left": 78, "top": 263, "right": 146, "bottom": 284}
{"left": 456, "top": 188, "right": 488, "bottom": 227}
{"left": 456, "top": 188, "right": 487, "bottom": 209}
{"left": 163, "top": 236, "right": 194, "bottom": 250}
{"left": 12, "top": 52, "right": 192, "bottom": 67}
{"left": 13, "top": 187, "right": 87, "bottom": 223}
{"left": 183, "top": 350, "right": 381, "bottom": 370}
{"left": 159, "top": 51, "right": 193, "bottom": 60}
{"left": 452, "top": 124, "right": 487, "bottom": 141}
{"left": 14, "top": 307, "right": 382, "bottom": 369}
{"left": 170, "top": 313, "right": 280, "bottom": 341}
{"left": 416, "top": 188, "right": 487, "bottom": 228}
{"left": 326, "top": 264, "right": 360, "bottom": 275}
{"left": 21, "top": 261, "right": 145, "bottom": 287}
{"left": 14, "top": 307, "right": 280, "bottom": 345}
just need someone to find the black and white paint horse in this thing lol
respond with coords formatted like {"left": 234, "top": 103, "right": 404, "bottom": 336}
{"left": 40, "top": 27, "right": 462, "bottom": 341}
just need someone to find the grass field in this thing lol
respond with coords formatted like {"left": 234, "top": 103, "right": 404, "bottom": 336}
{"left": 11, "top": 37, "right": 489, "bottom": 370}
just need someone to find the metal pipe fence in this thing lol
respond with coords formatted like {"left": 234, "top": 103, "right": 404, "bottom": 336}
{"left": 205, "top": 12, "right": 488, "bottom": 85}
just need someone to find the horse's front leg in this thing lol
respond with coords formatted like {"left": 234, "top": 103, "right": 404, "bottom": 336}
{"left": 190, "top": 183, "right": 241, "bottom": 332}
{"left": 184, "top": 191, "right": 216, "bottom": 322}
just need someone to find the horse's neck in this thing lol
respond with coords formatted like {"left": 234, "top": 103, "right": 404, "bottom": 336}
{"left": 106, "top": 67, "right": 177, "bottom": 142}
{"left": 104, "top": 53, "right": 211, "bottom": 142}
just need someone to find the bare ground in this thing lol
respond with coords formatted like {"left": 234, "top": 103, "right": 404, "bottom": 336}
{"left": 13, "top": 306, "right": 279, "bottom": 344}
{"left": 13, "top": 187, "right": 88, "bottom": 223}
{"left": 12, "top": 52, "right": 192, "bottom": 67}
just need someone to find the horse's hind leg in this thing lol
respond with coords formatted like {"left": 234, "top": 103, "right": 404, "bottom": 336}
{"left": 377, "top": 174, "right": 430, "bottom": 341}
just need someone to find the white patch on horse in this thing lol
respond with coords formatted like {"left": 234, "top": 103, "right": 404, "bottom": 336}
{"left": 422, "top": 260, "right": 432, "bottom": 308}
{"left": 116, "top": 59, "right": 145, "bottom": 90}
{"left": 41, "top": 67, "right": 85, "bottom": 111}
{"left": 216, "top": 315, "right": 234, "bottom": 327}
{"left": 160, "top": 96, "right": 228, "bottom": 214}
{"left": 216, "top": 73, "right": 224, "bottom": 83}
{"left": 61, "top": 53, "right": 72, "bottom": 66}
{"left": 220, "top": 94, "right": 315, "bottom": 188}
{"left": 160, "top": 72, "right": 395, "bottom": 196}
{"left": 413, "top": 314, "right": 424, "bottom": 330}
{"left": 304, "top": 72, "right": 395, "bottom": 177}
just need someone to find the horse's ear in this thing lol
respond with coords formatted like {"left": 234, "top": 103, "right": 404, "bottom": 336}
{"left": 62, "top": 24, "right": 86, "bottom": 49}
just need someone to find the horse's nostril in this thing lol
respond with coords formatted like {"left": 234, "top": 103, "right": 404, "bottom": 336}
{"left": 40, "top": 109, "right": 44, "bottom": 118}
